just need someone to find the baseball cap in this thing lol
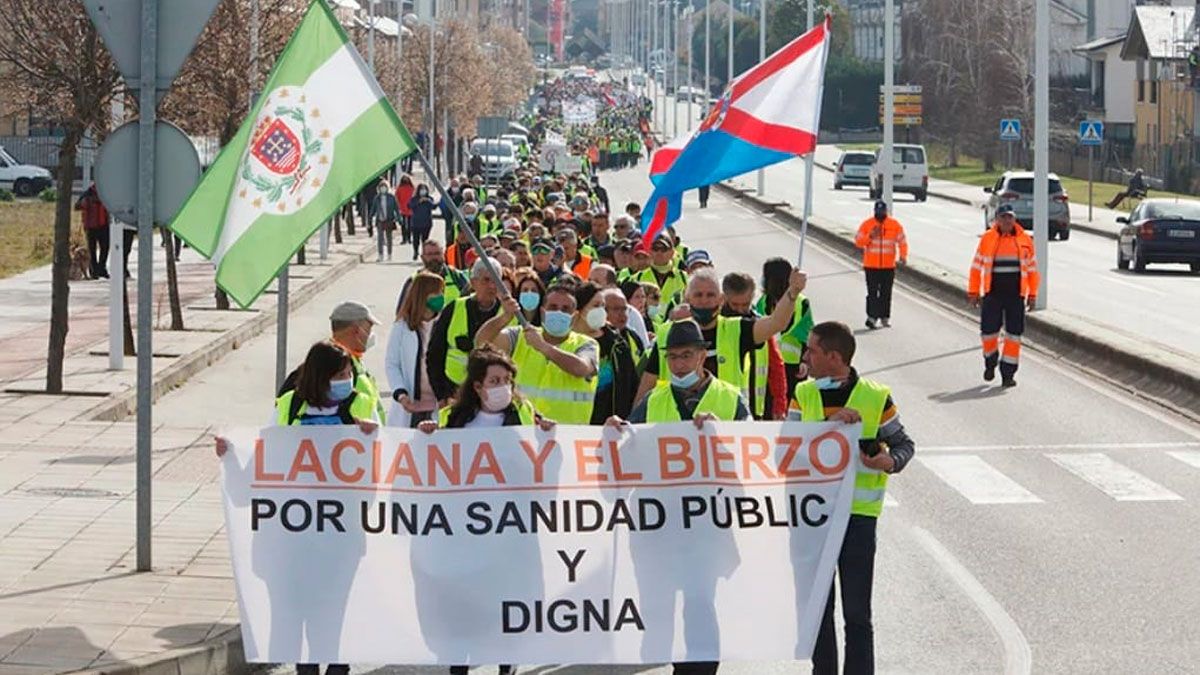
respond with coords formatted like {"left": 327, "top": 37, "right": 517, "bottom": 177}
{"left": 650, "top": 236, "right": 673, "bottom": 251}
{"left": 873, "top": 199, "right": 888, "bottom": 212}
{"left": 665, "top": 319, "right": 706, "bottom": 348}
{"left": 596, "top": 244, "right": 616, "bottom": 260}
{"left": 556, "top": 229, "right": 578, "bottom": 242}
{"left": 996, "top": 204, "right": 1015, "bottom": 216}
{"left": 330, "top": 300, "right": 380, "bottom": 325}
{"left": 684, "top": 249, "right": 712, "bottom": 268}
{"left": 531, "top": 239, "right": 555, "bottom": 253}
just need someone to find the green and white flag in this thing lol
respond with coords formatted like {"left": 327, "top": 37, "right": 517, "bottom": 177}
{"left": 171, "top": 0, "right": 415, "bottom": 307}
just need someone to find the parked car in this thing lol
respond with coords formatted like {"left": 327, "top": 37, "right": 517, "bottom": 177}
{"left": 982, "top": 171, "right": 1071, "bottom": 240}
{"left": 0, "top": 145, "right": 52, "bottom": 197}
{"left": 1116, "top": 198, "right": 1200, "bottom": 273}
{"left": 869, "top": 144, "right": 928, "bottom": 201}
{"left": 834, "top": 150, "right": 874, "bottom": 189}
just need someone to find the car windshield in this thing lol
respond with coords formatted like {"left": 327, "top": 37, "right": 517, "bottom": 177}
{"left": 842, "top": 154, "right": 873, "bottom": 166}
{"left": 471, "top": 140, "right": 514, "bottom": 157}
{"left": 1143, "top": 201, "right": 1200, "bottom": 220}
{"left": 0, "top": 148, "right": 17, "bottom": 165}
{"left": 1005, "top": 178, "right": 1064, "bottom": 194}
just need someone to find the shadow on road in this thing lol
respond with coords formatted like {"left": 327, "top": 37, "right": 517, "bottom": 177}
{"left": 926, "top": 385, "right": 1007, "bottom": 404}
{"left": 859, "top": 346, "right": 978, "bottom": 377}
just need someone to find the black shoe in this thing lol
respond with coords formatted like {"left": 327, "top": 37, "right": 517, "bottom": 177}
{"left": 865, "top": 318, "right": 877, "bottom": 330}
{"left": 984, "top": 364, "right": 996, "bottom": 382}
{"left": 1001, "top": 377, "right": 1017, "bottom": 388}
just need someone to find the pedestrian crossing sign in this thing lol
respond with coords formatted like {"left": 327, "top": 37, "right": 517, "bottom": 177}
{"left": 999, "top": 119, "right": 1021, "bottom": 141}
{"left": 1079, "top": 120, "right": 1104, "bottom": 146}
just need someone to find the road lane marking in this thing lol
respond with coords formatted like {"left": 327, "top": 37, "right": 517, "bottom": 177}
{"left": 920, "top": 455, "right": 1042, "bottom": 504}
{"left": 1047, "top": 453, "right": 1183, "bottom": 501}
{"left": 910, "top": 526, "right": 1032, "bottom": 675}
{"left": 921, "top": 441, "right": 1200, "bottom": 453}
{"left": 1167, "top": 450, "right": 1200, "bottom": 471}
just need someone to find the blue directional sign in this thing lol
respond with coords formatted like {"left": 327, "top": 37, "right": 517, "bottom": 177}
{"left": 999, "top": 119, "right": 1021, "bottom": 142}
{"left": 1079, "top": 120, "right": 1104, "bottom": 146}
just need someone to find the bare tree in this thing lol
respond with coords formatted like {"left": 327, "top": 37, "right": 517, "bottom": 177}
{"left": 0, "top": 1, "right": 119, "bottom": 393}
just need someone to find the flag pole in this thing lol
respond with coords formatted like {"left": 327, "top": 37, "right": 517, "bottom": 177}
{"left": 412, "top": 149, "right": 529, "bottom": 328}
{"left": 796, "top": 12, "right": 832, "bottom": 268}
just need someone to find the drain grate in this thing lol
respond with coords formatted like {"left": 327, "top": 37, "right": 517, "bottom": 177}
{"left": 24, "top": 487, "right": 122, "bottom": 499}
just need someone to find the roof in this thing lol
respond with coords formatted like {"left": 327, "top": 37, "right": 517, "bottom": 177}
{"left": 1001, "top": 171, "right": 1063, "bottom": 180}
{"left": 1121, "top": 6, "right": 1195, "bottom": 61}
{"left": 1073, "top": 34, "right": 1125, "bottom": 54}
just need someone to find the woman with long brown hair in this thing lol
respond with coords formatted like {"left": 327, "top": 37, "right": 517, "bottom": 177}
{"left": 418, "top": 344, "right": 555, "bottom": 432}
{"left": 384, "top": 271, "right": 445, "bottom": 428}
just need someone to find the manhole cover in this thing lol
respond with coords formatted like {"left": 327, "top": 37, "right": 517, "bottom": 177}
{"left": 25, "top": 487, "right": 121, "bottom": 499}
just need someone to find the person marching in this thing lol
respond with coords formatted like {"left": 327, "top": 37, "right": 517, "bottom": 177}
{"left": 788, "top": 321, "right": 915, "bottom": 675}
{"left": 854, "top": 200, "right": 908, "bottom": 329}
{"left": 427, "top": 258, "right": 505, "bottom": 404}
{"left": 757, "top": 257, "right": 814, "bottom": 397}
{"left": 968, "top": 203, "right": 1039, "bottom": 387}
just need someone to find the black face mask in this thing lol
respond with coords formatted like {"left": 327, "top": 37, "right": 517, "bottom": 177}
{"left": 691, "top": 306, "right": 717, "bottom": 325}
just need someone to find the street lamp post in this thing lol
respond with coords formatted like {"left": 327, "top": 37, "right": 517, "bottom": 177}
{"left": 704, "top": 0, "right": 710, "bottom": 105}
{"left": 672, "top": 1, "right": 679, "bottom": 137}
{"left": 1034, "top": 0, "right": 1049, "bottom": 308}
{"left": 882, "top": 0, "right": 894, "bottom": 210}
{"left": 687, "top": 4, "right": 694, "bottom": 131}
{"left": 727, "top": 0, "right": 733, "bottom": 86}
{"left": 756, "top": 0, "right": 765, "bottom": 195}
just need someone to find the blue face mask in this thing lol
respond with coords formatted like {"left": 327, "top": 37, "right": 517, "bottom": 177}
{"left": 670, "top": 370, "right": 701, "bottom": 389}
{"left": 812, "top": 376, "right": 841, "bottom": 390}
{"left": 519, "top": 290, "right": 541, "bottom": 312}
{"left": 328, "top": 377, "right": 354, "bottom": 402}
{"left": 543, "top": 310, "right": 573, "bottom": 337}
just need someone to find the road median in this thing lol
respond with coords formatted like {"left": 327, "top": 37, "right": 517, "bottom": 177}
{"left": 716, "top": 181, "right": 1200, "bottom": 421}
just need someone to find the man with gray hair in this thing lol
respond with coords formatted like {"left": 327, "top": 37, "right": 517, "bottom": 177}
{"left": 427, "top": 256, "right": 505, "bottom": 403}
{"left": 635, "top": 265, "right": 808, "bottom": 403}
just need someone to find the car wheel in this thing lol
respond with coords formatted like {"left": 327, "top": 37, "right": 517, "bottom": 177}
{"left": 834, "top": 181, "right": 843, "bottom": 190}
{"left": 1190, "top": 262, "right": 1200, "bottom": 274}
{"left": 1116, "top": 245, "right": 1129, "bottom": 270}
{"left": 13, "top": 179, "right": 33, "bottom": 198}
{"left": 1132, "top": 243, "right": 1147, "bottom": 272}
{"left": 869, "top": 186, "right": 879, "bottom": 200}
{"left": 916, "top": 191, "right": 927, "bottom": 202}
{"left": 1058, "top": 228, "right": 1070, "bottom": 241}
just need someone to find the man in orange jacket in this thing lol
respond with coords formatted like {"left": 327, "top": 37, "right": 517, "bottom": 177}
{"left": 968, "top": 204, "right": 1039, "bottom": 387}
{"left": 854, "top": 200, "right": 908, "bottom": 329}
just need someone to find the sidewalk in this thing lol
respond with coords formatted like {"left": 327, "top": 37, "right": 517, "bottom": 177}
{"left": 812, "top": 145, "right": 1128, "bottom": 239}
{"left": 0, "top": 223, "right": 379, "bottom": 673}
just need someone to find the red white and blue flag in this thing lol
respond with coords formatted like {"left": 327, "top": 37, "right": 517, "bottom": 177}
{"left": 641, "top": 16, "right": 832, "bottom": 244}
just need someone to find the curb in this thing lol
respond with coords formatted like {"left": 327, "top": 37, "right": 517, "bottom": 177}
{"left": 84, "top": 240, "right": 375, "bottom": 422}
{"left": 72, "top": 627, "right": 247, "bottom": 675}
{"left": 815, "top": 158, "right": 1120, "bottom": 240}
{"left": 716, "top": 181, "right": 1200, "bottom": 422}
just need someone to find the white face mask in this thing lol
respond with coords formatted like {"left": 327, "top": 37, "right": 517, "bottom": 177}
{"left": 481, "top": 384, "right": 513, "bottom": 412}
{"left": 585, "top": 306, "right": 607, "bottom": 330}
{"left": 364, "top": 332, "right": 377, "bottom": 351}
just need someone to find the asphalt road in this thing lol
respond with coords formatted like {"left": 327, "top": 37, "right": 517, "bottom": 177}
{"left": 152, "top": 156, "right": 1200, "bottom": 673}
{"left": 648, "top": 88, "right": 1200, "bottom": 362}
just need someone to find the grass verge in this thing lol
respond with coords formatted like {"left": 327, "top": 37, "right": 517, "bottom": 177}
{"left": 0, "top": 200, "right": 82, "bottom": 278}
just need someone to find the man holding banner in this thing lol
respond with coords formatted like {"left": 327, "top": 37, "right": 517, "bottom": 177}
{"left": 790, "top": 322, "right": 917, "bottom": 675}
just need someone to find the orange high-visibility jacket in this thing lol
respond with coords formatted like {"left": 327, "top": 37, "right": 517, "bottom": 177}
{"left": 854, "top": 216, "right": 909, "bottom": 269}
{"left": 968, "top": 223, "right": 1040, "bottom": 298}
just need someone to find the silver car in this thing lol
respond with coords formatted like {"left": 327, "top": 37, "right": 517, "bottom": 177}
{"left": 982, "top": 171, "right": 1072, "bottom": 240}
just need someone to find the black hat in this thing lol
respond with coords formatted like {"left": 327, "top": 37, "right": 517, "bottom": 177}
{"left": 873, "top": 199, "right": 888, "bottom": 212}
{"left": 665, "top": 319, "right": 705, "bottom": 348}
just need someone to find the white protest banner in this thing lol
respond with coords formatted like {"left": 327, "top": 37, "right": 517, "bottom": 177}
{"left": 563, "top": 100, "right": 598, "bottom": 126}
{"left": 220, "top": 421, "right": 860, "bottom": 665}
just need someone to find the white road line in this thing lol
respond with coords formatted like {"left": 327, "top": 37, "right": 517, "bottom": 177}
{"left": 910, "top": 526, "right": 1032, "bottom": 675}
{"left": 920, "top": 455, "right": 1042, "bottom": 504}
{"left": 921, "top": 441, "right": 1200, "bottom": 453}
{"left": 1167, "top": 450, "right": 1200, "bottom": 471}
{"left": 884, "top": 493, "right": 899, "bottom": 508}
{"left": 1047, "top": 453, "right": 1183, "bottom": 501}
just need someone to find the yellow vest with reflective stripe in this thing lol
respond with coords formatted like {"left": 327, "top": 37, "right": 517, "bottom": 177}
{"left": 437, "top": 398, "right": 536, "bottom": 426}
{"left": 275, "top": 390, "right": 377, "bottom": 426}
{"left": 759, "top": 293, "right": 810, "bottom": 365}
{"left": 512, "top": 329, "right": 598, "bottom": 424}
{"left": 349, "top": 354, "right": 385, "bottom": 424}
{"left": 646, "top": 377, "right": 741, "bottom": 421}
{"left": 793, "top": 378, "right": 891, "bottom": 518}
{"left": 634, "top": 267, "right": 687, "bottom": 305}
{"left": 444, "top": 297, "right": 473, "bottom": 385}
{"left": 744, "top": 341, "right": 769, "bottom": 418}
{"left": 656, "top": 317, "right": 743, "bottom": 388}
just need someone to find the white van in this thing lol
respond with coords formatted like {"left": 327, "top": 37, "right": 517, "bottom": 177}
{"left": 0, "top": 145, "right": 52, "bottom": 197}
{"left": 869, "top": 143, "right": 929, "bottom": 202}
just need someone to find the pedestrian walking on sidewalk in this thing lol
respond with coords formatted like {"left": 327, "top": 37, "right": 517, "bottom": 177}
{"left": 968, "top": 204, "right": 1039, "bottom": 387}
{"left": 408, "top": 183, "right": 439, "bottom": 260}
{"left": 855, "top": 200, "right": 908, "bottom": 329}
{"left": 75, "top": 183, "right": 110, "bottom": 279}
{"left": 698, "top": 184, "right": 710, "bottom": 208}
{"left": 372, "top": 179, "right": 398, "bottom": 262}
{"left": 395, "top": 173, "right": 415, "bottom": 244}
{"left": 790, "top": 321, "right": 916, "bottom": 675}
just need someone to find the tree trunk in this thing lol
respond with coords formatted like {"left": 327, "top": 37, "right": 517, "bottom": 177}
{"left": 215, "top": 287, "right": 230, "bottom": 309}
{"left": 45, "top": 129, "right": 81, "bottom": 393}
{"left": 296, "top": 241, "right": 306, "bottom": 265}
{"left": 334, "top": 212, "right": 343, "bottom": 244}
{"left": 163, "top": 229, "right": 184, "bottom": 330}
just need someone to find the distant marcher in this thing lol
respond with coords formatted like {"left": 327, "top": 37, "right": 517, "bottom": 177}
{"left": 372, "top": 180, "right": 399, "bottom": 262}
{"left": 408, "top": 184, "right": 439, "bottom": 260}
{"left": 395, "top": 174, "right": 415, "bottom": 245}
{"left": 75, "top": 183, "right": 110, "bottom": 279}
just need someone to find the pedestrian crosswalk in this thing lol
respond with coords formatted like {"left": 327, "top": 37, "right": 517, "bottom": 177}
{"left": 885, "top": 447, "right": 1200, "bottom": 507}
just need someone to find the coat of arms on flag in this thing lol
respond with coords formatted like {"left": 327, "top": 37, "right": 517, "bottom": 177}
{"left": 239, "top": 86, "right": 333, "bottom": 214}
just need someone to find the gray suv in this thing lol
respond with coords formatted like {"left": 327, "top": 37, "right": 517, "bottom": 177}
{"left": 982, "top": 171, "right": 1071, "bottom": 240}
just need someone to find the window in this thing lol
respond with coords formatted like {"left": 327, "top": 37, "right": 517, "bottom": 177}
{"left": 1151, "top": 79, "right": 1158, "bottom": 104}
{"left": 1139, "top": 79, "right": 1145, "bottom": 102}
{"left": 1005, "top": 178, "right": 1064, "bottom": 194}
{"left": 892, "top": 147, "right": 925, "bottom": 164}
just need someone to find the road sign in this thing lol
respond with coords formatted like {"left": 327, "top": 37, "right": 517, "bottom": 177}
{"left": 1000, "top": 119, "right": 1021, "bottom": 141}
{"left": 880, "top": 84, "right": 922, "bottom": 95}
{"left": 478, "top": 116, "right": 509, "bottom": 138}
{"left": 880, "top": 105, "right": 923, "bottom": 116}
{"left": 96, "top": 120, "right": 200, "bottom": 225}
{"left": 880, "top": 116, "right": 922, "bottom": 126}
{"left": 83, "top": 0, "right": 221, "bottom": 92}
{"left": 1079, "top": 120, "right": 1104, "bottom": 146}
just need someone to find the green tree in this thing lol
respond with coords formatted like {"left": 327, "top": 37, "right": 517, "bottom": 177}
{"left": 692, "top": 13, "right": 761, "bottom": 93}
{"left": 766, "top": 0, "right": 851, "bottom": 57}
